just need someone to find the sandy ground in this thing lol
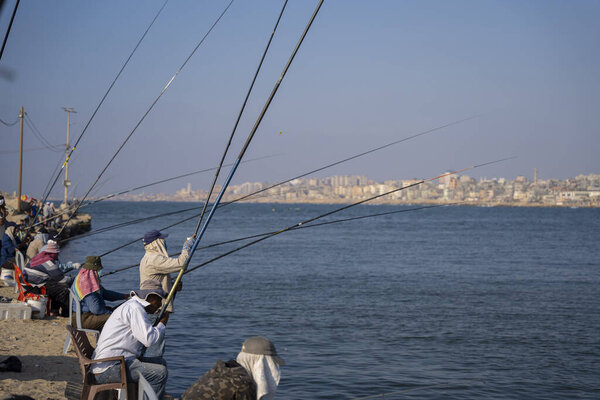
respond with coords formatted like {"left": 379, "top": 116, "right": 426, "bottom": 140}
{"left": 0, "top": 285, "right": 81, "bottom": 400}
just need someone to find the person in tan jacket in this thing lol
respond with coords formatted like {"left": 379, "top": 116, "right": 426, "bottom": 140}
{"left": 139, "top": 229, "right": 194, "bottom": 357}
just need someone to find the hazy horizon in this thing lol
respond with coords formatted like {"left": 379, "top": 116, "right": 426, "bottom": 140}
{"left": 1, "top": 0, "right": 598, "bottom": 198}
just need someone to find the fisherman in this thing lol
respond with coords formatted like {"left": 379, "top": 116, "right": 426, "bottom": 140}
{"left": 182, "top": 336, "right": 284, "bottom": 400}
{"left": 1, "top": 222, "right": 22, "bottom": 267}
{"left": 26, "top": 227, "right": 48, "bottom": 261}
{"left": 139, "top": 229, "right": 193, "bottom": 356}
{"left": 92, "top": 280, "right": 170, "bottom": 398}
{"left": 23, "top": 240, "right": 80, "bottom": 317}
{"left": 42, "top": 202, "right": 54, "bottom": 227}
{"left": 71, "top": 256, "right": 129, "bottom": 331}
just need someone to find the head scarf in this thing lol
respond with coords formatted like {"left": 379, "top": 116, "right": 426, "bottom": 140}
{"left": 72, "top": 269, "right": 101, "bottom": 301}
{"left": 4, "top": 225, "right": 16, "bottom": 246}
{"left": 236, "top": 352, "right": 281, "bottom": 400}
{"left": 144, "top": 238, "right": 169, "bottom": 257}
{"left": 29, "top": 250, "right": 59, "bottom": 268}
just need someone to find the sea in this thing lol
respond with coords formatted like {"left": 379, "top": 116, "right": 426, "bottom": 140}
{"left": 59, "top": 201, "right": 600, "bottom": 399}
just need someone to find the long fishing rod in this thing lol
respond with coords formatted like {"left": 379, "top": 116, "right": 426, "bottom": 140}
{"left": 30, "top": 154, "right": 275, "bottom": 232}
{"left": 97, "top": 115, "right": 477, "bottom": 257}
{"left": 183, "top": 158, "right": 515, "bottom": 276}
{"left": 0, "top": 0, "right": 19, "bottom": 64}
{"left": 64, "top": 0, "right": 289, "bottom": 245}
{"left": 155, "top": 0, "right": 325, "bottom": 323}
{"left": 192, "top": 0, "right": 288, "bottom": 241}
{"left": 56, "top": 0, "right": 235, "bottom": 237}
{"left": 101, "top": 203, "right": 458, "bottom": 278}
{"left": 35, "top": 0, "right": 170, "bottom": 220}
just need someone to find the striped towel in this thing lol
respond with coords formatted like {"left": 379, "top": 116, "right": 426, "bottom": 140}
{"left": 72, "top": 269, "right": 101, "bottom": 301}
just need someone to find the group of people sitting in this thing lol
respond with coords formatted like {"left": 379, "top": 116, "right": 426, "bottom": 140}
{"left": 3, "top": 218, "right": 283, "bottom": 399}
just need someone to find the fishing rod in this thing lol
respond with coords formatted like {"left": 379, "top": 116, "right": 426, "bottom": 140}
{"left": 56, "top": 0, "right": 236, "bottom": 237}
{"left": 0, "top": 0, "right": 19, "bottom": 64}
{"left": 30, "top": 154, "right": 275, "bottom": 232}
{"left": 64, "top": 0, "right": 289, "bottom": 245}
{"left": 183, "top": 157, "right": 515, "bottom": 276}
{"left": 191, "top": 0, "right": 289, "bottom": 243}
{"left": 96, "top": 115, "right": 477, "bottom": 257}
{"left": 100, "top": 203, "right": 458, "bottom": 278}
{"left": 155, "top": 0, "right": 325, "bottom": 323}
{"left": 35, "top": 0, "right": 170, "bottom": 220}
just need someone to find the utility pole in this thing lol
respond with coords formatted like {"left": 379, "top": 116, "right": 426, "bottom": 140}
{"left": 17, "top": 106, "right": 24, "bottom": 212}
{"left": 61, "top": 107, "right": 76, "bottom": 206}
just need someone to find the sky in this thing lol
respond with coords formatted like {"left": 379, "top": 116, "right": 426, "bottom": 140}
{"left": 0, "top": 0, "right": 599, "bottom": 199}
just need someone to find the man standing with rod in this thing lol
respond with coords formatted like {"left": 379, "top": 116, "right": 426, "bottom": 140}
{"left": 153, "top": 0, "right": 325, "bottom": 324}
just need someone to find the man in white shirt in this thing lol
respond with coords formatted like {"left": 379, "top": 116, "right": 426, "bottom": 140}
{"left": 92, "top": 279, "right": 170, "bottom": 398}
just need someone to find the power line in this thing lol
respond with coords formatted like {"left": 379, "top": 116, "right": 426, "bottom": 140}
{"left": 0, "top": 116, "right": 19, "bottom": 126}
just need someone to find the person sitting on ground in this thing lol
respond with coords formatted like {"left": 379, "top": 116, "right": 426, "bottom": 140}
{"left": 92, "top": 279, "right": 170, "bottom": 398}
{"left": 71, "top": 255, "right": 129, "bottom": 331}
{"left": 1, "top": 222, "right": 22, "bottom": 267}
{"left": 26, "top": 227, "right": 48, "bottom": 261}
{"left": 23, "top": 240, "right": 80, "bottom": 316}
{"left": 182, "top": 336, "right": 285, "bottom": 400}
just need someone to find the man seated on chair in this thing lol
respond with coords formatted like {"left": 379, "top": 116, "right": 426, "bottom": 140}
{"left": 182, "top": 336, "right": 284, "bottom": 400}
{"left": 71, "top": 256, "right": 129, "bottom": 331}
{"left": 92, "top": 279, "right": 170, "bottom": 399}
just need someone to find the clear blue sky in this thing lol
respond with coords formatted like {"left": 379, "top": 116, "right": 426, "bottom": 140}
{"left": 1, "top": 0, "right": 598, "bottom": 198}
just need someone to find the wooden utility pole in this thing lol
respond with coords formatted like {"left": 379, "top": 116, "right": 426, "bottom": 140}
{"left": 61, "top": 107, "right": 76, "bottom": 206}
{"left": 17, "top": 106, "right": 24, "bottom": 212}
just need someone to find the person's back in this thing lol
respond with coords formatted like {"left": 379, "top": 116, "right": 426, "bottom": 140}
{"left": 182, "top": 359, "right": 256, "bottom": 400}
{"left": 182, "top": 336, "right": 284, "bottom": 400}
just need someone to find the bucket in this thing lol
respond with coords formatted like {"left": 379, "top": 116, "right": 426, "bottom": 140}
{"left": 1, "top": 268, "right": 15, "bottom": 287}
{"left": 27, "top": 296, "right": 48, "bottom": 319}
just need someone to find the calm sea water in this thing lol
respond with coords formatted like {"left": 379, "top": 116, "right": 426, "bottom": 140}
{"left": 60, "top": 202, "right": 600, "bottom": 399}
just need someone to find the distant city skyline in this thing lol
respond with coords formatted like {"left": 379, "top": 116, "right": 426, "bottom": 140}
{"left": 1, "top": 1, "right": 598, "bottom": 199}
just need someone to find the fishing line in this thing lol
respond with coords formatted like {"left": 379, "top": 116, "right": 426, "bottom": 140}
{"left": 35, "top": 0, "right": 170, "bottom": 227}
{"left": 24, "top": 115, "right": 63, "bottom": 151}
{"left": 100, "top": 203, "right": 458, "bottom": 278}
{"left": 0, "top": 0, "right": 19, "bottom": 64}
{"left": 94, "top": 115, "right": 478, "bottom": 255}
{"left": 56, "top": 0, "right": 235, "bottom": 237}
{"left": 156, "top": 0, "right": 325, "bottom": 322}
{"left": 183, "top": 157, "right": 515, "bottom": 275}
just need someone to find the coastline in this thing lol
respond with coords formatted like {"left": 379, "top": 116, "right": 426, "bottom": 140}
{"left": 0, "top": 286, "right": 80, "bottom": 399}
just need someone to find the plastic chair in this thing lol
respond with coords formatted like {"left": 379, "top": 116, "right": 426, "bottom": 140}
{"left": 137, "top": 371, "right": 158, "bottom": 400}
{"left": 14, "top": 250, "right": 25, "bottom": 294}
{"left": 66, "top": 325, "right": 130, "bottom": 400}
{"left": 63, "top": 287, "right": 100, "bottom": 354}
{"left": 12, "top": 260, "right": 47, "bottom": 302}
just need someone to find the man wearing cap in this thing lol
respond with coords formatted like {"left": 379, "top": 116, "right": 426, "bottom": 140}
{"left": 71, "top": 256, "right": 129, "bottom": 331}
{"left": 182, "top": 336, "right": 284, "bottom": 400}
{"left": 92, "top": 279, "right": 171, "bottom": 398}
{"left": 140, "top": 229, "right": 194, "bottom": 311}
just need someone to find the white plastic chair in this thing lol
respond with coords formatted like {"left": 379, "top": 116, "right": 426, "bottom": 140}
{"left": 137, "top": 370, "right": 159, "bottom": 400}
{"left": 63, "top": 287, "right": 100, "bottom": 354}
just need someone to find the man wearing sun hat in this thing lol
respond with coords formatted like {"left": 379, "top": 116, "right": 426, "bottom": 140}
{"left": 93, "top": 279, "right": 171, "bottom": 398}
{"left": 182, "top": 336, "right": 285, "bottom": 400}
{"left": 71, "top": 255, "right": 128, "bottom": 331}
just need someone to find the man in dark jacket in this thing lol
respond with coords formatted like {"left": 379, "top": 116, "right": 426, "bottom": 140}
{"left": 182, "top": 336, "right": 284, "bottom": 400}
